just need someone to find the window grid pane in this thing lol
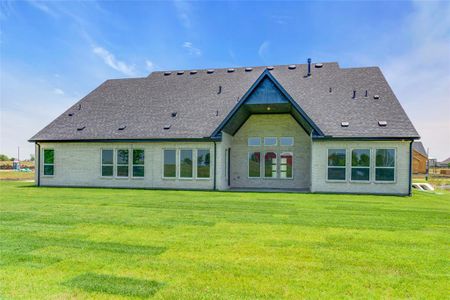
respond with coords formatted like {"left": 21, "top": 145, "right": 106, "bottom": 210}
{"left": 279, "top": 137, "right": 294, "bottom": 146}
{"left": 164, "top": 150, "right": 176, "bottom": 178}
{"left": 43, "top": 149, "right": 54, "bottom": 175}
{"left": 101, "top": 149, "right": 114, "bottom": 177}
{"left": 197, "top": 150, "right": 210, "bottom": 178}
{"left": 132, "top": 150, "right": 144, "bottom": 177}
{"left": 248, "top": 152, "right": 261, "bottom": 178}
{"left": 180, "top": 150, "right": 193, "bottom": 178}
{"left": 264, "top": 152, "right": 277, "bottom": 178}
{"left": 351, "top": 149, "right": 370, "bottom": 181}
{"left": 264, "top": 137, "right": 277, "bottom": 146}
{"left": 248, "top": 137, "right": 261, "bottom": 146}
{"left": 328, "top": 149, "right": 346, "bottom": 181}
{"left": 280, "top": 152, "right": 293, "bottom": 179}
{"left": 375, "top": 149, "right": 395, "bottom": 181}
{"left": 116, "top": 150, "right": 129, "bottom": 177}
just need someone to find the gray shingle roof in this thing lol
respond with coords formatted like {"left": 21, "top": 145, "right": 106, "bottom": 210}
{"left": 29, "top": 62, "right": 419, "bottom": 141}
{"left": 413, "top": 141, "right": 427, "bottom": 157}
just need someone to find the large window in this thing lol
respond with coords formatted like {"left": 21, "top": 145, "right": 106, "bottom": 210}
{"left": 197, "top": 149, "right": 210, "bottom": 178}
{"left": 264, "top": 137, "right": 277, "bottom": 146}
{"left": 43, "top": 149, "right": 54, "bottom": 176}
{"left": 180, "top": 150, "right": 193, "bottom": 178}
{"left": 116, "top": 150, "right": 129, "bottom": 177}
{"left": 101, "top": 149, "right": 114, "bottom": 177}
{"left": 328, "top": 149, "right": 346, "bottom": 181}
{"left": 163, "top": 149, "right": 176, "bottom": 178}
{"left": 248, "top": 137, "right": 261, "bottom": 146}
{"left": 351, "top": 149, "right": 370, "bottom": 181}
{"left": 376, "top": 149, "right": 395, "bottom": 182}
{"left": 132, "top": 149, "right": 145, "bottom": 177}
{"left": 248, "top": 152, "right": 261, "bottom": 178}
{"left": 279, "top": 137, "right": 294, "bottom": 146}
{"left": 264, "top": 152, "right": 277, "bottom": 178}
{"left": 280, "top": 152, "right": 293, "bottom": 179}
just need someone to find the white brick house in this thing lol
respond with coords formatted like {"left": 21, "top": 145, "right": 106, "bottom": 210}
{"left": 30, "top": 62, "right": 419, "bottom": 195}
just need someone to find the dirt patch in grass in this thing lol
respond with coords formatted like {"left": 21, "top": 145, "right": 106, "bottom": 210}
{"left": 64, "top": 273, "right": 164, "bottom": 297}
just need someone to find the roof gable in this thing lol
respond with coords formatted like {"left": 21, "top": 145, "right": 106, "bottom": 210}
{"left": 211, "top": 70, "right": 323, "bottom": 137}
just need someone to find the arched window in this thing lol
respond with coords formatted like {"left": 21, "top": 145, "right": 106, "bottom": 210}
{"left": 264, "top": 152, "right": 277, "bottom": 178}
{"left": 280, "top": 152, "right": 293, "bottom": 179}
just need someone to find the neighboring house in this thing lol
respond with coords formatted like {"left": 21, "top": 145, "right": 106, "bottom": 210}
{"left": 438, "top": 157, "right": 450, "bottom": 167}
{"left": 412, "top": 141, "right": 428, "bottom": 174}
{"left": 30, "top": 62, "right": 420, "bottom": 195}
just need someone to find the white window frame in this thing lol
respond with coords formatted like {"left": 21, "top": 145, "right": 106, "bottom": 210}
{"left": 350, "top": 148, "right": 371, "bottom": 183}
{"left": 100, "top": 149, "right": 114, "bottom": 178}
{"left": 279, "top": 137, "right": 294, "bottom": 146}
{"left": 196, "top": 149, "right": 211, "bottom": 180}
{"left": 116, "top": 149, "right": 130, "bottom": 178}
{"left": 279, "top": 152, "right": 294, "bottom": 179}
{"left": 179, "top": 149, "right": 194, "bottom": 179}
{"left": 131, "top": 149, "right": 145, "bottom": 179}
{"left": 248, "top": 137, "right": 261, "bottom": 147}
{"left": 327, "top": 149, "right": 347, "bottom": 182}
{"left": 162, "top": 149, "right": 177, "bottom": 179}
{"left": 248, "top": 151, "right": 261, "bottom": 178}
{"left": 374, "top": 148, "right": 397, "bottom": 183}
{"left": 264, "top": 151, "right": 278, "bottom": 179}
{"left": 42, "top": 148, "right": 55, "bottom": 177}
{"left": 264, "top": 137, "right": 277, "bottom": 146}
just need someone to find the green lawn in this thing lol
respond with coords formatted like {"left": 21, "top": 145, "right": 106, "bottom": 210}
{"left": 1, "top": 181, "right": 449, "bottom": 299}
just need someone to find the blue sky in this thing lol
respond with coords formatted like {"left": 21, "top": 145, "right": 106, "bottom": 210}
{"left": 1, "top": 1, "right": 449, "bottom": 160}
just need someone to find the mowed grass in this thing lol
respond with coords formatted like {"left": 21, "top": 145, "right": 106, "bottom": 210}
{"left": 0, "top": 182, "right": 449, "bottom": 299}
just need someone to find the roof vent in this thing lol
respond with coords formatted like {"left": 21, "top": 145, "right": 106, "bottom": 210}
{"left": 190, "top": 70, "right": 197, "bottom": 74}
{"left": 365, "top": 90, "right": 368, "bottom": 97}
{"left": 171, "top": 112, "right": 177, "bottom": 117}
{"left": 245, "top": 67, "right": 253, "bottom": 72}
{"left": 267, "top": 66, "right": 274, "bottom": 70}
{"left": 329, "top": 87, "right": 332, "bottom": 93}
{"left": 378, "top": 121, "right": 387, "bottom": 127}
{"left": 341, "top": 122, "right": 349, "bottom": 127}
{"left": 352, "top": 90, "right": 356, "bottom": 99}
{"left": 373, "top": 94, "right": 380, "bottom": 100}
{"left": 288, "top": 64, "right": 296, "bottom": 70}
{"left": 227, "top": 68, "right": 235, "bottom": 73}
{"left": 307, "top": 58, "right": 311, "bottom": 76}
{"left": 164, "top": 71, "right": 172, "bottom": 76}
{"left": 207, "top": 69, "right": 215, "bottom": 74}
{"left": 68, "top": 113, "right": 74, "bottom": 117}
{"left": 177, "top": 71, "right": 184, "bottom": 75}
{"left": 163, "top": 125, "right": 171, "bottom": 130}
{"left": 78, "top": 104, "right": 82, "bottom": 110}
{"left": 315, "top": 63, "right": 323, "bottom": 68}
{"left": 218, "top": 85, "right": 222, "bottom": 94}
{"left": 215, "top": 110, "right": 219, "bottom": 116}
{"left": 118, "top": 125, "right": 126, "bottom": 131}
{"left": 77, "top": 126, "right": 85, "bottom": 131}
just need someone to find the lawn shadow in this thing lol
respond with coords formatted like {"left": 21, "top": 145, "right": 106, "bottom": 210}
{"left": 64, "top": 273, "right": 165, "bottom": 298}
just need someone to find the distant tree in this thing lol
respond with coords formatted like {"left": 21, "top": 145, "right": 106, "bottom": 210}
{"left": 0, "top": 154, "right": 9, "bottom": 161}
{"left": 10, "top": 157, "right": 15, "bottom": 161}
{"left": 448, "top": 162, "right": 450, "bottom": 168}
{"left": 30, "top": 154, "right": 35, "bottom": 161}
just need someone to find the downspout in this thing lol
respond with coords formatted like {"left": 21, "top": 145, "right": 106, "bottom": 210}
{"left": 36, "top": 142, "right": 41, "bottom": 187}
{"left": 213, "top": 141, "right": 217, "bottom": 190}
{"left": 408, "top": 140, "right": 413, "bottom": 196}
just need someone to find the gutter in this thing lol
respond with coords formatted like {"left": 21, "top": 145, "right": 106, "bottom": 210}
{"left": 409, "top": 140, "right": 413, "bottom": 196}
{"left": 213, "top": 141, "right": 217, "bottom": 190}
{"left": 312, "top": 136, "right": 419, "bottom": 141}
{"left": 36, "top": 142, "right": 41, "bottom": 187}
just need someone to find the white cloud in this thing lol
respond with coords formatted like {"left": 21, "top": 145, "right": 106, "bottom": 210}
{"left": 182, "top": 42, "right": 202, "bottom": 56}
{"left": 26, "top": 0, "right": 58, "bottom": 18}
{"left": 381, "top": 1, "right": 450, "bottom": 160}
{"left": 173, "top": 0, "right": 192, "bottom": 29}
{"left": 53, "top": 88, "right": 64, "bottom": 95}
{"left": 145, "top": 60, "right": 155, "bottom": 72}
{"left": 258, "top": 40, "right": 270, "bottom": 60}
{"left": 92, "top": 46, "right": 135, "bottom": 76}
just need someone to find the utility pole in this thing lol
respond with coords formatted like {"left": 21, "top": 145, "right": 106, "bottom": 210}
{"left": 17, "top": 146, "right": 20, "bottom": 161}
